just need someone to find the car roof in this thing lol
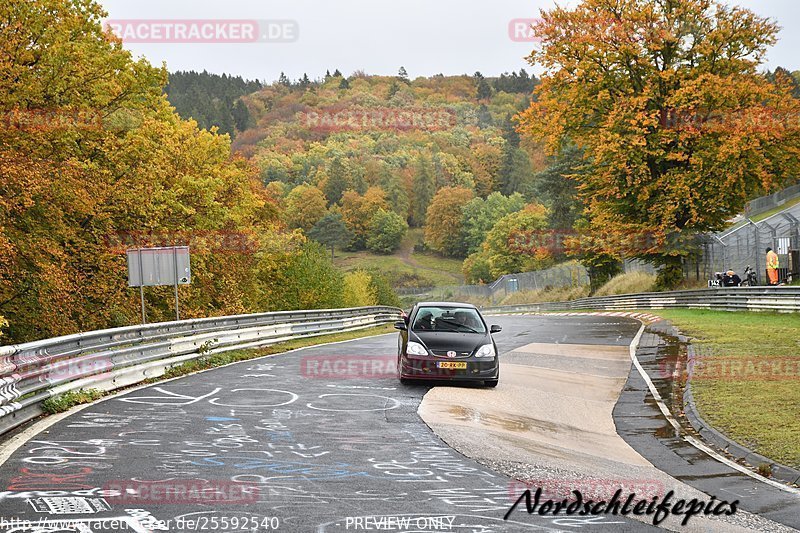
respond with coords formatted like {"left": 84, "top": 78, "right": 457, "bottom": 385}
{"left": 414, "top": 302, "right": 478, "bottom": 309}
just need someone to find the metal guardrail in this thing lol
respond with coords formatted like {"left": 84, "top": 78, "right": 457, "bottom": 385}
{"left": 0, "top": 306, "right": 401, "bottom": 437}
{"left": 481, "top": 286, "right": 800, "bottom": 314}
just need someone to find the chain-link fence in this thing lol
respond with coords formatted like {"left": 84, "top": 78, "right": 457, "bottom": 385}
{"left": 690, "top": 208, "right": 800, "bottom": 284}
{"left": 744, "top": 182, "right": 800, "bottom": 217}
{"left": 397, "top": 262, "right": 590, "bottom": 304}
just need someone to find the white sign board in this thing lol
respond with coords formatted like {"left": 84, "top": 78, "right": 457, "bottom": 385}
{"left": 127, "top": 246, "right": 191, "bottom": 287}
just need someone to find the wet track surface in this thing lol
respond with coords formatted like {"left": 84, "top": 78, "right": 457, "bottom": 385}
{"left": 0, "top": 316, "right": 653, "bottom": 532}
{"left": 615, "top": 321, "right": 800, "bottom": 530}
{"left": 0, "top": 315, "right": 795, "bottom": 532}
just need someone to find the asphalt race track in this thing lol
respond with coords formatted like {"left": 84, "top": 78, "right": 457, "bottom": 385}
{"left": 0, "top": 315, "right": 795, "bottom": 532}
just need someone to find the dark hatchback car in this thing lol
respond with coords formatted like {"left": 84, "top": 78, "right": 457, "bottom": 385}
{"left": 394, "top": 302, "right": 502, "bottom": 387}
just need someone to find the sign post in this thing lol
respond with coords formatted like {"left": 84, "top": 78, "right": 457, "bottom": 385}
{"left": 137, "top": 248, "right": 146, "bottom": 323}
{"left": 173, "top": 246, "right": 180, "bottom": 321}
{"left": 127, "top": 246, "right": 191, "bottom": 323}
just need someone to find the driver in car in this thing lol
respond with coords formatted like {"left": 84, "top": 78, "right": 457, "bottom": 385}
{"left": 415, "top": 310, "right": 434, "bottom": 331}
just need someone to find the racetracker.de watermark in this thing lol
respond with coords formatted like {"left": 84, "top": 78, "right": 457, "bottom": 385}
{"left": 507, "top": 229, "right": 661, "bottom": 256}
{"left": 659, "top": 107, "right": 800, "bottom": 133}
{"left": 104, "top": 19, "right": 298, "bottom": 43}
{"left": 299, "top": 108, "right": 457, "bottom": 132}
{"left": 2, "top": 108, "right": 103, "bottom": 132}
{"left": 103, "top": 230, "right": 261, "bottom": 255}
{"left": 102, "top": 480, "right": 259, "bottom": 505}
{"left": 301, "top": 355, "right": 397, "bottom": 379}
{"left": 680, "top": 356, "right": 800, "bottom": 381}
{"left": 508, "top": 18, "right": 541, "bottom": 42}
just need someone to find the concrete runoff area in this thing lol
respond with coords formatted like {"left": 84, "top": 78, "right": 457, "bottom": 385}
{"left": 419, "top": 328, "right": 793, "bottom": 532}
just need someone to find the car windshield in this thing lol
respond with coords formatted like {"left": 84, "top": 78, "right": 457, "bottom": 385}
{"left": 412, "top": 306, "right": 486, "bottom": 334}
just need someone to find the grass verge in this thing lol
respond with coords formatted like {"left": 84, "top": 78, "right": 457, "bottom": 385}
{"left": 332, "top": 230, "right": 464, "bottom": 288}
{"left": 649, "top": 309, "right": 800, "bottom": 469}
{"left": 594, "top": 271, "right": 656, "bottom": 296}
{"left": 334, "top": 251, "right": 461, "bottom": 287}
{"left": 41, "top": 389, "right": 105, "bottom": 414}
{"left": 749, "top": 195, "right": 800, "bottom": 222}
{"left": 154, "top": 323, "right": 395, "bottom": 381}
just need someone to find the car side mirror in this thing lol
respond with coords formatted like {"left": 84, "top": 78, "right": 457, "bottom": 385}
{"left": 394, "top": 321, "right": 408, "bottom": 331}
{"left": 490, "top": 325, "right": 502, "bottom": 334}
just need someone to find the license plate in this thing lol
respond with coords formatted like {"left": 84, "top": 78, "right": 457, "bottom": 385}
{"left": 437, "top": 362, "right": 467, "bottom": 369}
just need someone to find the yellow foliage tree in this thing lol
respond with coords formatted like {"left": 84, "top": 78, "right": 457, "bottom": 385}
{"left": 342, "top": 271, "right": 378, "bottom": 307}
{"left": 424, "top": 187, "right": 474, "bottom": 257}
{"left": 285, "top": 184, "right": 328, "bottom": 230}
{"left": 339, "top": 187, "right": 389, "bottom": 249}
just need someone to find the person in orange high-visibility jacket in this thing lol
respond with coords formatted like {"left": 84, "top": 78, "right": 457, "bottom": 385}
{"left": 766, "top": 247, "right": 780, "bottom": 285}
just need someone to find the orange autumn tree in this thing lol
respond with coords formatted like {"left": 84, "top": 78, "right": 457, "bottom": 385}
{"left": 517, "top": 0, "right": 800, "bottom": 287}
{"left": 0, "top": 0, "right": 316, "bottom": 342}
{"left": 424, "top": 187, "right": 474, "bottom": 257}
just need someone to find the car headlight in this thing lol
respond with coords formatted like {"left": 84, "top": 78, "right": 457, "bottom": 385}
{"left": 474, "top": 344, "right": 496, "bottom": 358}
{"left": 406, "top": 341, "right": 428, "bottom": 356}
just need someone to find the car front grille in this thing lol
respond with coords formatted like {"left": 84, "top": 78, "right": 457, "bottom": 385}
{"left": 430, "top": 350, "right": 471, "bottom": 358}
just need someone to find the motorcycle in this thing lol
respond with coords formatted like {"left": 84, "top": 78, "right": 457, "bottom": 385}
{"left": 740, "top": 265, "right": 758, "bottom": 286}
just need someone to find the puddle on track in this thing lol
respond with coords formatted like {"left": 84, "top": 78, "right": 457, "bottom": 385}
{"left": 447, "top": 406, "right": 563, "bottom": 434}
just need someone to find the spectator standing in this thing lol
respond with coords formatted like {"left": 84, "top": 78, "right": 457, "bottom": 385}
{"left": 766, "top": 248, "right": 780, "bottom": 285}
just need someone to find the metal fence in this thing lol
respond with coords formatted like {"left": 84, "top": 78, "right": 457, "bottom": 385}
{"left": 397, "top": 262, "right": 591, "bottom": 304}
{"left": 481, "top": 286, "right": 800, "bottom": 314}
{"left": 0, "top": 306, "right": 401, "bottom": 437}
{"left": 745, "top": 182, "right": 800, "bottom": 217}
{"left": 694, "top": 208, "right": 800, "bottom": 284}
{"left": 398, "top": 190, "right": 800, "bottom": 303}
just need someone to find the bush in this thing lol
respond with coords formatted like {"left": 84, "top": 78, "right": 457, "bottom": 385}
{"left": 42, "top": 389, "right": 105, "bottom": 414}
{"left": 424, "top": 186, "right": 474, "bottom": 257}
{"left": 475, "top": 203, "right": 553, "bottom": 280}
{"left": 500, "top": 285, "right": 590, "bottom": 305}
{"left": 462, "top": 252, "right": 493, "bottom": 284}
{"left": 342, "top": 270, "right": 378, "bottom": 307}
{"left": 594, "top": 271, "right": 657, "bottom": 296}
{"left": 366, "top": 209, "right": 408, "bottom": 254}
{"left": 655, "top": 258, "right": 684, "bottom": 291}
{"left": 580, "top": 252, "right": 623, "bottom": 292}
{"left": 285, "top": 184, "right": 328, "bottom": 230}
{"left": 366, "top": 269, "right": 402, "bottom": 307}
{"left": 257, "top": 240, "right": 344, "bottom": 310}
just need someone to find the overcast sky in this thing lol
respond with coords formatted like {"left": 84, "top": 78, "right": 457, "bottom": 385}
{"left": 98, "top": 0, "right": 800, "bottom": 83}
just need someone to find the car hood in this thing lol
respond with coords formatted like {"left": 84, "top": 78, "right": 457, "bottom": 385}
{"left": 410, "top": 331, "right": 491, "bottom": 355}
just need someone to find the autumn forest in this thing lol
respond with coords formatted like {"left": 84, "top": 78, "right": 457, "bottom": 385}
{"left": 2, "top": 0, "right": 800, "bottom": 343}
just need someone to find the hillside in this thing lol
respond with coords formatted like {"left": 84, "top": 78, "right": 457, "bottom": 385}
{"left": 220, "top": 70, "right": 568, "bottom": 285}
{"left": 332, "top": 229, "right": 464, "bottom": 288}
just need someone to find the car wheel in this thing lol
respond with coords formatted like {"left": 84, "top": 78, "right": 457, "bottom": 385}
{"left": 398, "top": 355, "right": 410, "bottom": 384}
{"left": 484, "top": 379, "right": 499, "bottom": 388}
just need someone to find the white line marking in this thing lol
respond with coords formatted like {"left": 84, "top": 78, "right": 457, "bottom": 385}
{"left": 627, "top": 323, "right": 800, "bottom": 496}
{"left": 498, "top": 312, "right": 800, "bottom": 495}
